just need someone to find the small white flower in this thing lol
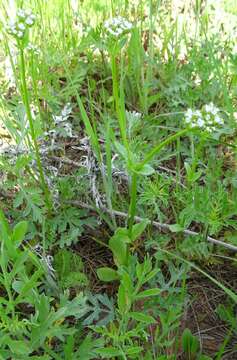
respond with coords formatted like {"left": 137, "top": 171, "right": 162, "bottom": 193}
{"left": 17, "top": 9, "right": 26, "bottom": 18}
{"left": 194, "top": 110, "right": 202, "bottom": 117}
{"left": 7, "top": 9, "right": 36, "bottom": 40}
{"left": 8, "top": 19, "right": 16, "bottom": 27}
{"left": 18, "top": 22, "right": 25, "bottom": 30}
{"left": 108, "top": 29, "right": 118, "bottom": 36}
{"left": 185, "top": 108, "right": 193, "bottom": 117}
{"left": 205, "top": 102, "right": 219, "bottom": 116}
{"left": 197, "top": 118, "right": 204, "bottom": 127}
{"left": 214, "top": 116, "right": 224, "bottom": 125}
{"left": 205, "top": 102, "right": 214, "bottom": 112}
{"left": 25, "top": 9, "right": 32, "bottom": 16}
{"left": 104, "top": 16, "right": 133, "bottom": 38}
{"left": 184, "top": 108, "right": 193, "bottom": 124}
{"left": 212, "top": 108, "right": 218, "bottom": 116}
{"left": 17, "top": 31, "right": 24, "bottom": 38}
{"left": 25, "top": 17, "right": 34, "bottom": 25}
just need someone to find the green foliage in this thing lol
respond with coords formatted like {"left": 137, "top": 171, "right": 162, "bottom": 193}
{"left": 83, "top": 293, "right": 115, "bottom": 326}
{"left": 0, "top": 0, "right": 237, "bottom": 358}
{"left": 182, "top": 328, "right": 200, "bottom": 359}
{"left": 0, "top": 212, "right": 91, "bottom": 357}
{"left": 49, "top": 206, "right": 97, "bottom": 247}
{"left": 54, "top": 249, "right": 89, "bottom": 290}
{"left": 178, "top": 235, "right": 212, "bottom": 260}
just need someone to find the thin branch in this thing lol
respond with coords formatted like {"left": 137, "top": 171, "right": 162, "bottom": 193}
{"left": 68, "top": 200, "right": 237, "bottom": 252}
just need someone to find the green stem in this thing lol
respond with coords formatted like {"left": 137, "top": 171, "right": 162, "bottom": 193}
{"left": 127, "top": 128, "right": 197, "bottom": 232}
{"left": 128, "top": 173, "right": 137, "bottom": 236}
{"left": 176, "top": 135, "right": 181, "bottom": 191}
{"left": 111, "top": 53, "right": 128, "bottom": 151}
{"left": 19, "top": 47, "right": 51, "bottom": 213}
{"left": 138, "top": 128, "right": 193, "bottom": 169}
{"left": 111, "top": 52, "right": 134, "bottom": 232}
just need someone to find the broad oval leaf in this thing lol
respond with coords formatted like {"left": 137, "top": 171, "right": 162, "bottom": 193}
{"left": 134, "top": 164, "right": 155, "bottom": 176}
{"left": 129, "top": 311, "right": 156, "bottom": 324}
{"left": 118, "top": 284, "right": 131, "bottom": 314}
{"left": 125, "top": 346, "right": 143, "bottom": 355}
{"left": 97, "top": 267, "right": 119, "bottom": 282}
{"left": 109, "top": 231, "right": 128, "bottom": 266}
{"left": 12, "top": 221, "right": 28, "bottom": 247}
{"left": 136, "top": 288, "right": 161, "bottom": 299}
{"left": 131, "top": 219, "right": 149, "bottom": 242}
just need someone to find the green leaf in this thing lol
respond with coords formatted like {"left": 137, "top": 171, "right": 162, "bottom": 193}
{"left": 168, "top": 223, "right": 184, "bottom": 233}
{"left": 76, "top": 95, "right": 101, "bottom": 162}
{"left": 13, "top": 191, "right": 24, "bottom": 209}
{"left": 131, "top": 219, "right": 149, "bottom": 242}
{"left": 76, "top": 334, "right": 104, "bottom": 360}
{"left": 118, "top": 284, "right": 131, "bottom": 314}
{"left": 129, "top": 311, "right": 156, "bottom": 324}
{"left": 15, "top": 269, "right": 44, "bottom": 304}
{"left": 136, "top": 288, "right": 161, "bottom": 299}
{"left": 114, "top": 141, "right": 128, "bottom": 160}
{"left": 134, "top": 164, "right": 155, "bottom": 176}
{"left": 12, "top": 221, "right": 28, "bottom": 247}
{"left": 95, "top": 347, "right": 122, "bottom": 358}
{"left": 120, "top": 269, "right": 133, "bottom": 296}
{"left": 0, "top": 210, "right": 10, "bottom": 239}
{"left": 83, "top": 293, "right": 114, "bottom": 326}
{"left": 109, "top": 230, "right": 128, "bottom": 266}
{"left": 8, "top": 340, "right": 31, "bottom": 355}
{"left": 144, "top": 268, "right": 160, "bottom": 283}
{"left": 125, "top": 346, "right": 143, "bottom": 355}
{"left": 160, "top": 248, "right": 237, "bottom": 303}
{"left": 0, "top": 211, "right": 18, "bottom": 259}
{"left": 182, "top": 328, "right": 199, "bottom": 354}
{"left": 97, "top": 267, "right": 119, "bottom": 282}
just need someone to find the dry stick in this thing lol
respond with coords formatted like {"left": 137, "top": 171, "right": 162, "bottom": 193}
{"left": 68, "top": 200, "right": 237, "bottom": 252}
{"left": 51, "top": 156, "right": 185, "bottom": 188}
{"left": 50, "top": 155, "right": 81, "bottom": 167}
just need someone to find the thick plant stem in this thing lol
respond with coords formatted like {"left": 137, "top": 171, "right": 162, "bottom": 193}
{"left": 111, "top": 53, "right": 128, "bottom": 150}
{"left": 138, "top": 128, "right": 192, "bottom": 169}
{"left": 111, "top": 52, "right": 133, "bottom": 231}
{"left": 19, "top": 47, "right": 51, "bottom": 213}
{"left": 128, "top": 128, "right": 196, "bottom": 233}
{"left": 128, "top": 173, "right": 137, "bottom": 236}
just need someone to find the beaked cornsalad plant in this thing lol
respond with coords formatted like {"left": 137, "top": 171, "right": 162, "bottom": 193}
{"left": 6, "top": 9, "right": 52, "bottom": 213}
{"left": 1, "top": 2, "right": 237, "bottom": 359}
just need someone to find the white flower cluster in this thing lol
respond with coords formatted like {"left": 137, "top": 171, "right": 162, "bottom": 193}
{"left": 26, "top": 43, "right": 40, "bottom": 55}
{"left": 6, "top": 9, "right": 36, "bottom": 39}
{"left": 184, "top": 102, "right": 224, "bottom": 132}
{"left": 104, "top": 16, "right": 132, "bottom": 37}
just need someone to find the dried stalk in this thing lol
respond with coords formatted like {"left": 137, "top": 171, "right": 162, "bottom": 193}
{"left": 68, "top": 200, "right": 237, "bottom": 252}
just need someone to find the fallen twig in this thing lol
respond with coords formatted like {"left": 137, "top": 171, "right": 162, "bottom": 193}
{"left": 68, "top": 200, "right": 237, "bottom": 252}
